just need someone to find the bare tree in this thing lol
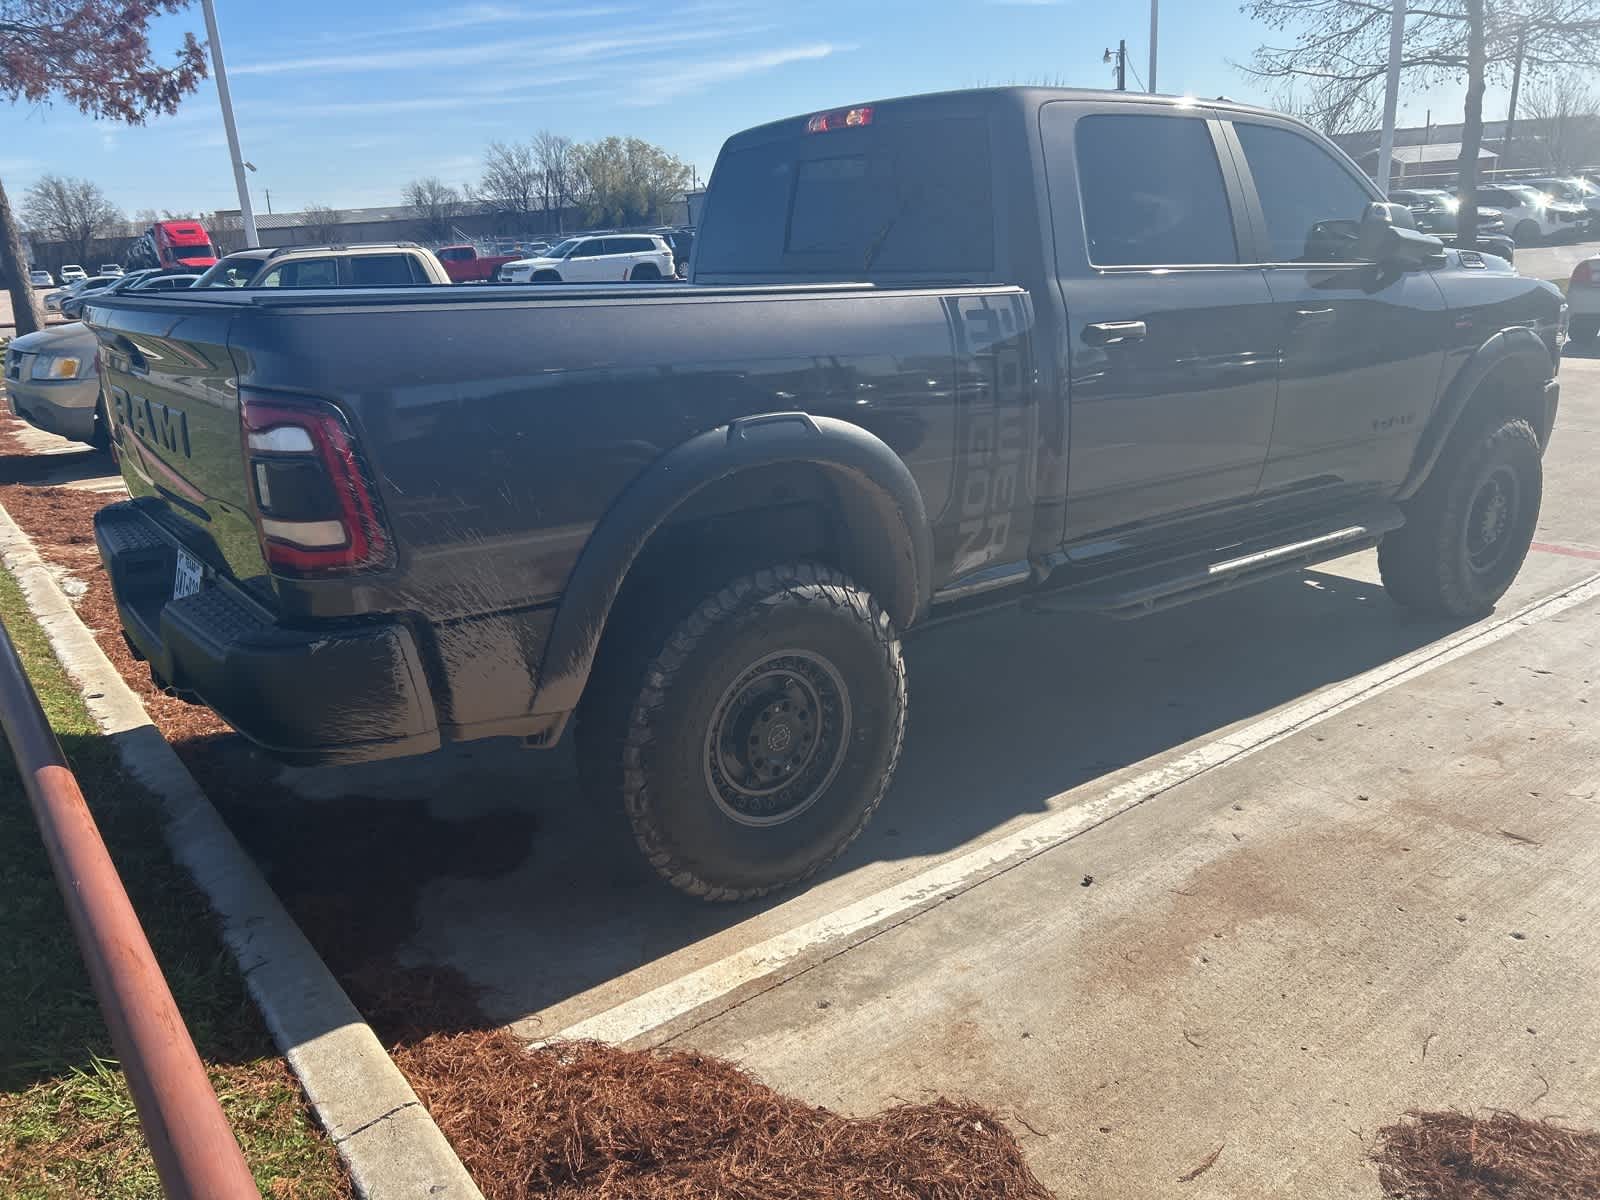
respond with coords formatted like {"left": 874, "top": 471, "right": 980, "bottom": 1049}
{"left": 299, "top": 203, "right": 343, "bottom": 243}
{"left": 402, "top": 176, "right": 467, "bottom": 243}
{"left": 531, "top": 130, "right": 581, "bottom": 234}
{"left": 23, "top": 175, "right": 123, "bottom": 267}
{"left": 1519, "top": 69, "right": 1600, "bottom": 170}
{"left": 1239, "top": 0, "right": 1600, "bottom": 240}
{"left": 1272, "top": 81, "right": 1380, "bottom": 137}
{"left": 0, "top": 1, "right": 206, "bottom": 332}
{"left": 479, "top": 140, "right": 539, "bottom": 224}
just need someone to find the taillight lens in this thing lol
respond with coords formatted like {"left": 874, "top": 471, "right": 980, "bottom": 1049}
{"left": 1573, "top": 260, "right": 1597, "bottom": 287}
{"left": 240, "top": 394, "right": 390, "bottom": 576}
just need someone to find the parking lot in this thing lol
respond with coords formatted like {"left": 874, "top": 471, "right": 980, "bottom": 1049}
{"left": 127, "top": 339, "right": 1585, "bottom": 1192}
{"left": 4, "top": 288, "right": 1598, "bottom": 1197}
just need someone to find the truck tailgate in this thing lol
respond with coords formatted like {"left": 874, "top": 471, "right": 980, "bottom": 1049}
{"left": 88, "top": 297, "right": 272, "bottom": 591}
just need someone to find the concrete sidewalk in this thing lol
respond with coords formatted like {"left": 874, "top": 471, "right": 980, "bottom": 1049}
{"left": 678, "top": 586, "right": 1600, "bottom": 1198}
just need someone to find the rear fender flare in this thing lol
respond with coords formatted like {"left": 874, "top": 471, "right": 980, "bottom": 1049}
{"left": 531, "top": 413, "right": 933, "bottom": 717}
{"left": 1397, "top": 326, "right": 1554, "bottom": 501}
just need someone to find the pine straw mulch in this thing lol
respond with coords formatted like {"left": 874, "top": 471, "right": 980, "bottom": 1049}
{"left": 1375, "top": 1110, "right": 1600, "bottom": 1200}
{"left": 397, "top": 1030, "right": 1052, "bottom": 1200}
{"left": 0, "top": 416, "right": 1057, "bottom": 1200}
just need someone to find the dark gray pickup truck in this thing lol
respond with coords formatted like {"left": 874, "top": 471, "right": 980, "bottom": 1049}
{"left": 85, "top": 88, "right": 1566, "bottom": 899}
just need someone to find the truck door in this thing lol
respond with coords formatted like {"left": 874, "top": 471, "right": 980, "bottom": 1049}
{"left": 1224, "top": 118, "right": 1447, "bottom": 502}
{"left": 1039, "top": 103, "right": 1280, "bottom": 544}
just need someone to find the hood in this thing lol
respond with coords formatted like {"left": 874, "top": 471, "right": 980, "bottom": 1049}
{"left": 510, "top": 255, "right": 561, "bottom": 269}
{"left": 8, "top": 322, "right": 93, "bottom": 354}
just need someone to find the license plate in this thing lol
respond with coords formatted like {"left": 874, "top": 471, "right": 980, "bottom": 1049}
{"left": 173, "top": 548, "right": 204, "bottom": 600}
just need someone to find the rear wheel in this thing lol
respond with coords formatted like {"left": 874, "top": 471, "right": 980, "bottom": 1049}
{"left": 1513, "top": 219, "right": 1542, "bottom": 246}
{"left": 578, "top": 562, "right": 906, "bottom": 901}
{"left": 630, "top": 263, "right": 661, "bottom": 282}
{"left": 1570, "top": 317, "right": 1599, "bottom": 347}
{"left": 1378, "top": 415, "right": 1542, "bottom": 619}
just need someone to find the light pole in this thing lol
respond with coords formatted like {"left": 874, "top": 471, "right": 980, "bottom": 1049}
{"left": 1103, "top": 40, "right": 1127, "bottom": 91}
{"left": 1376, "top": 0, "right": 1406, "bottom": 195}
{"left": 1148, "top": 0, "right": 1159, "bottom": 94}
{"left": 200, "top": 0, "right": 259, "bottom": 248}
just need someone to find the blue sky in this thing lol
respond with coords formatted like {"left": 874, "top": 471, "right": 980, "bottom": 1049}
{"left": 0, "top": 0, "right": 1499, "bottom": 217}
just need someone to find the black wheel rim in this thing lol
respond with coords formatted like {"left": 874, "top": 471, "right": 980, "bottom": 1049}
{"left": 1465, "top": 465, "right": 1520, "bottom": 574}
{"left": 703, "top": 649, "right": 851, "bottom": 828}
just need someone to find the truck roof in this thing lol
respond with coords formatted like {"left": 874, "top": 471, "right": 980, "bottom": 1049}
{"left": 721, "top": 85, "right": 1292, "bottom": 149}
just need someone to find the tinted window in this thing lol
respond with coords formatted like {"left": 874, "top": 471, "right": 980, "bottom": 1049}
{"left": 347, "top": 254, "right": 414, "bottom": 285}
{"left": 258, "top": 258, "right": 337, "bottom": 288}
{"left": 697, "top": 115, "right": 993, "bottom": 277}
{"left": 437, "top": 247, "right": 469, "bottom": 261}
{"left": 1235, "top": 123, "right": 1375, "bottom": 263}
{"left": 570, "top": 240, "right": 601, "bottom": 258}
{"left": 195, "top": 255, "right": 265, "bottom": 287}
{"left": 619, "top": 236, "right": 654, "bottom": 253}
{"left": 1075, "top": 114, "right": 1237, "bottom": 266}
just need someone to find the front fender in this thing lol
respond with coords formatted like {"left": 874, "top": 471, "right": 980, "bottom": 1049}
{"left": 1397, "top": 325, "right": 1555, "bottom": 501}
{"left": 529, "top": 412, "right": 933, "bottom": 719}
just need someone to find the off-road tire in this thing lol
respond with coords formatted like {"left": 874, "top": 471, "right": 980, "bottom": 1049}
{"left": 578, "top": 562, "right": 906, "bottom": 901}
{"left": 1378, "top": 416, "right": 1542, "bottom": 619}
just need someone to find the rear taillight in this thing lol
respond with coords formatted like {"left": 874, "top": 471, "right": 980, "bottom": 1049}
{"left": 1573, "top": 260, "right": 1597, "bottom": 287}
{"left": 240, "top": 394, "right": 390, "bottom": 576}
{"left": 806, "top": 105, "right": 873, "bottom": 133}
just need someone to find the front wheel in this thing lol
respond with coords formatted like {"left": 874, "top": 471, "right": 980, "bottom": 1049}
{"left": 1569, "top": 317, "right": 1599, "bottom": 347}
{"left": 1513, "top": 219, "right": 1542, "bottom": 247}
{"left": 1378, "top": 416, "right": 1542, "bottom": 619}
{"left": 578, "top": 563, "right": 907, "bottom": 901}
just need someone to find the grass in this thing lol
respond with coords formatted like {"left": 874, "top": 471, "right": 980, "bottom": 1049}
{"left": 0, "top": 562, "right": 348, "bottom": 1199}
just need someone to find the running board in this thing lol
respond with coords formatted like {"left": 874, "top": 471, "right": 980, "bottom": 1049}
{"left": 1026, "top": 503, "right": 1404, "bottom": 620}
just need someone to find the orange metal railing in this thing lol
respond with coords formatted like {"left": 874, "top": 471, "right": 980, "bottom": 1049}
{"left": 0, "top": 619, "right": 261, "bottom": 1200}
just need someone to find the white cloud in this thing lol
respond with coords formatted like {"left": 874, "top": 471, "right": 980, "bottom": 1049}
{"left": 625, "top": 41, "right": 849, "bottom": 106}
{"left": 234, "top": 23, "right": 761, "bottom": 76}
{"left": 381, "top": 3, "right": 635, "bottom": 35}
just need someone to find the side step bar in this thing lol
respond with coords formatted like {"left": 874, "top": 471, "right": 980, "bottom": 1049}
{"left": 1027, "top": 503, "right": 1404, "bottom": 620}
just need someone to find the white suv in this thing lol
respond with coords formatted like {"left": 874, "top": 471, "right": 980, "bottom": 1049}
{"left": 500, "top": 234, "right": 673, "bottom": 284}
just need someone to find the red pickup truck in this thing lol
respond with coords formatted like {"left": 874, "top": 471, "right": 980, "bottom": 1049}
{"left": 435, "top": 244, "right": 519, "bottom": 283}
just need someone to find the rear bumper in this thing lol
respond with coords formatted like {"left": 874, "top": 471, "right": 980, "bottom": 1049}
{"left": 94, "top": 500, "right": 442, "bottom": 765}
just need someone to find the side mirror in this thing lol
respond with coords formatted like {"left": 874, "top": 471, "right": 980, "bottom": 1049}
{"left": 1358, "top": 201, "right": 1442, "bottom": 267}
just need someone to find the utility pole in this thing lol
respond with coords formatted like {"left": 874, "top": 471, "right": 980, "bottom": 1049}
{"left": 1148, "top": 0, "right": 1159, "bottom": 93}
{"left": 1503, "top": 24, "right": 1527, "bottom": 170}
{"left": 1104, "top": 40, "right": 1127, "bottom": 91}
{"left": 201, "top": 0, "right": 259, "bottom": 248}
{"left": 264, "top": 187, "right": 272, "bottom": 214}
{"left": 1376, "top": 0, "right": 1406, "bottom": 195}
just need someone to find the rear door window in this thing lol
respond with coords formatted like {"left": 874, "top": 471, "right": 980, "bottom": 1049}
{"left": 1234, "top": 122, "right": 1377, "bottom": 263}
{"left": 258, "top": 258, "right": 337, "bottom": 288}
{"left": 1074, "top": 114, "right": 1238, "bottom": 266}
{"left": 696, "top": 114, "right": 993, "bottom": 277}
{"left": 345, "top": 254, "right": 415, "bottom": 285}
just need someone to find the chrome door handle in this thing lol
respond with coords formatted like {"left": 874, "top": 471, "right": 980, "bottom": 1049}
{"left": 1292, "top": 306, "right": 1336, "bottom": 324}
{"left": 1083, "top": 320, "right": 1148, "bottom": 345}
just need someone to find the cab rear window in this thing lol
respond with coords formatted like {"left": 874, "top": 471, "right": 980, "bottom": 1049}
{"left": 696, "top": 115, "right": 994, "bottom": 278}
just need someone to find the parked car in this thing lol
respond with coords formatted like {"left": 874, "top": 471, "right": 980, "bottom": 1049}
{"left": 6, "top": 270, "right": 201, "bottom": 446}
{"left": 1388, "top": 189, "right": 1514, "bottom": 263}
{"left": 1568, "top": 255, "right": 1599, "bottom": 347}
{"left": 499, "top": 233, "right": 674, "bottom": 283}
{"left": 435, "top": 244, "right": 521, "bottom": 284}
{"left": 193, "top": 242, "right": 450, "bottom": 288}
{"left": 85, "top": 88, "right": 1563, "bottom": 900}
{"left": 98, "top": 263, "right": 125, "bottom": 276}
{"left": 45, "top": 274, "right": 120, "bottom": 313}
{"left": 59, "top": 264, "right": 87, "bottom": 283}
{"left": 1468, "top": 184, "right": 1588, "bottom": 245}
{"left": 60, "top": 272, "right": 195, "bottom": 318}
{"left": 28, "top": 268, "right": 53, "bottom": 287}
{"left": 1522, "top": 176, "right": 1600, "bottom": 234}
{"left": 124, "top": 219, "right": 219, "bottom": 270}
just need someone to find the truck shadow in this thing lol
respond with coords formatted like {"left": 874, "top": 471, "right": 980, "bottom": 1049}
{"left": 208, "top": 558, "right": 1482, "bottom": 1039}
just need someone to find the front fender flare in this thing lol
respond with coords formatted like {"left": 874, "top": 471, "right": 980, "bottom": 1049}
{"left": 1397, "top": 326, "right": 1554, "bottom": 501}
{"left": 531, "top": 412, "right": 933, "bottom": 719}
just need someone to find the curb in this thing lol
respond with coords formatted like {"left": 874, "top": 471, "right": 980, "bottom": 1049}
{"left": 0, "top": 500, "right": 484, "bottom": 1200}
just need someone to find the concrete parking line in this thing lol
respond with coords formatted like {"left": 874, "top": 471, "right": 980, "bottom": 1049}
{"left": 553, "top": 568, "right": 1600, "bottom": 1048}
